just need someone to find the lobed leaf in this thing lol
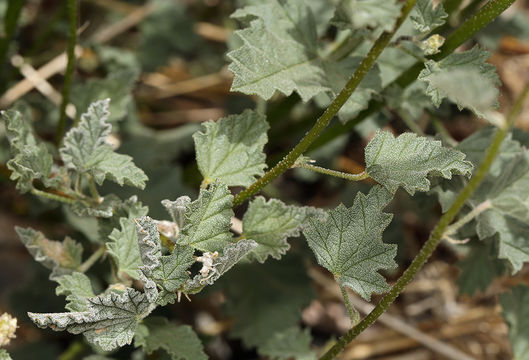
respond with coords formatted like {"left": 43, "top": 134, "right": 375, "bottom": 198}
{"left": 28, "top": 288, "right": 153, "bottom": 351}
{"left": 410, "top": 0, "right": 448, "bottom": 33}
{"left": 56, "top": 272, "right": 95, "bottom": 312}
{"left": 15, "top": 227, "right": 83, "bottom": 281}
{"left": 365, "top": 130, "right": 473, "bottom": 195}
{"left": 60, "top": 99, "right": 147, "bottom": 189}
{"left": 331, "top": 0, "right": 401, "bottom": 32}
{"left": 134, "top": 317, "right": 207, "bottom": 360}
{"left": 193, "top": 110, "right": 269, "bottom": 187}
{"left": 153, "top": 244, "right": 194, "bottom": 304}
{"left": 162, "top": 196, "right": 191, "bottom": 228}
{"left": 500, "top": 285, "right": 529, "bottom": 360}
{"left": 418, "top": 46, "right": 500, "bottom": 117}
{"left": 242, "top": 197, "right": 325, "bottom": 262}
{"left": 135, "top": 216, "right": 163, "bottom": 303}
{"left": 303, "top": 186, "right": 396, "bottom": 300}
{"left": 177, "top": 182, "right": 234, "bottom": 252}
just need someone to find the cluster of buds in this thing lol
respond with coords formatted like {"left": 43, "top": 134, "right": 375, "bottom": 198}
{"left": 156, "top": 220, "right": 180, "bottom": 239}
{"left": 0, "top": 313, "right": 17, "bottom": 347}
{"left": 196, "top": 251, "right": 219, "bottom": 283}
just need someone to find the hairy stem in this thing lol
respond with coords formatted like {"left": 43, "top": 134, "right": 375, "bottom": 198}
{"left": 444, "top": 199, "right": 492, "bottom": 236}
{"left": 31, "top": 188, "right": 75, "bottom": 204}
{"left": 78, "top": 245, "right": 106, "bottom": 273}
{"left": 319, "top": 81, "right": 529, "bottom": 360}
{"left": 55, "top": 0, "right": 77, "bottom": 145}
{"left": 295, "top": 162, "right": 368, "bottom": 182}
{"left": 310, "top": 0, "right": 517, "bottom": 152}
{"left": 232, "top": 0, "right": 418, "bottom": 207}
{"left": 339, "top": 283, "right": 360, "bottom": 325}
{"left": 87, "top": 176, "right": 101, "bottom": 201}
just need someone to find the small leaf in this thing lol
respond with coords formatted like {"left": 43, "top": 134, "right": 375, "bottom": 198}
{"left": 500, "top": 285, "right": 529, "bottom": 360}
{"left": 177, "top": 182, "right": 234, "bottom": 252}
{"left": 331, "top": 0, "right": 402, "bottom": 32}
{"left": 162, "top": 196, "right": 191, "bottom": 228}
{"left": 135, "top": 216, "right": 163, "bottom": 303}
{"left": 71, "top": 194, "right": 121, "bottom": 219}
{"left": 134, "top": 317, "right": 207, "bottom": 360}
{"left": 184, "top": 240, "right": 257, "bottom": 294}
{"left": 56, "top": 272, "right": 95, "bottom": 312}
{"left": 15, "top": 227, "right": 83, "bottom": 280}
{"left": 153, "top": 245, "right": 194, "bottom": 303}
{"left": 98, "top": 195, "right": 149, "bottom": 241}
{"left": 303, "top": 186, "right": 396, "bottom": 300}
{"left": 2, "top": 109, "right": 57, "bottom": 192}
{"left": 60, "top": 99, "right": 147, "bottom": 189}
{"left": 107, "top": 218, "right": 142, "bottom": 280}
{"left": 418, "top": 46, "right": 500, "bottom": 117}
{"left": 242, "top": 197, "right": 325, "bottom": 262}
{"left": 410, "top": 0, "right": 448, "bottom": 33}
{"left": 194, "top": 110, "right": 269, "bottom": 187}
{"left": 365, "top": 130, "right": 473, "bottom": 195}
{"left": 258, "top": 326, "right": 316, "bottom": 360}
{"left": 28, "top": 288, "right": 154, "bottom": 351}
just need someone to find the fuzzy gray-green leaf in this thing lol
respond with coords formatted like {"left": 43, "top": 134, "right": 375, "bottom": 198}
{"left": 500, "top": 285, "right": 529, "bottom": 360}
{"left": 418, "top": 46, "right": 500, "bottom": 117}
{"left": 56, "top": 272, "right": 95, "bottom": 312}
{"left": 162, "top": 196, "right": 191, "bottom": 228}
{"left": 59, "top": 99, "right": 147, "bottom": 188}
{"left": 135, "top": 216, "right": 162, "bottom": 303}
{"left": 365, "top": 130, "right": 473, "bottom": 195}
{"left": 15, "top": 227, "right": 83, "bottom": 281}
{"left": 177, "top": 182, "right": 234, "bottom": 252}
{"left": 243, "top": 197, "right": 325, "bottom": 262}
{"left": 258, "top": 327, "right": 316, "bottom": 360}
{"left": 107, "top": 218, "right": 142, "bottom": 280}
{"left": 410, "top": 0, "right": 448, "bottom": 33}
{"left": 194, "top": 110, "right": 269, "bottom": 187}
{"left": 331, "top": 0, "right": 402, "bottom": 32}
{"left": 303, "top": 186, "right": 396, "bottom": 300}
{"left": 28, "top": 288, "right": 153, "bottom": 351}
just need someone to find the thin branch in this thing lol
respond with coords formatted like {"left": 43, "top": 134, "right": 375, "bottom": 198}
{"left": 233, "top": 0, "right": 419, "bottom": 207}
{"left": 318, "top": 81, "right": 529, "bottom": 360}
{"left": 78, "top": 245, "right": 106, "bottom": 273}
{"left": 30, "top": 188, "right": 75, "bottom": 205}
{"left": 339, "top": 283, "right": 360, "bottom": 325}
{"left": 295, "top": 162, "right": 369, "bottom": 182}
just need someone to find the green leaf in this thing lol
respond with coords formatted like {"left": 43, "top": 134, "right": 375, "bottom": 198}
{"left": 303, "top": 186, "right": 396, "bottom": 300}
{"left": 134, "top": 317, "right": 207, "bottom": 360}
{"left": 71, "top": 194, "right": 121, "bottom": 219}
{"left": 98, "top": 195, "right": 149, "bottom": 241}
{"left": 418, "top": 46, "right": 500, "bottom": 117}
{"left": 153, "top": 245, "right": 194, "bottom": 303}
{"left": 15, "top": 227, "right": 83, "bottom": 280}
{"left": 242, "top": 197, "right": 325, "bottom": 262}
{"left": 500, "top": 285, "right": 529, "bottom": 360}
{"left": 222, "top": 255, "right": 315, "bottom": 348}
{"left": 60, "top": 99, "right": 147, "bottom": 189}
{"left": 331, "top": 0, "right": 402, "bottom": 32}
{"left": 56, "top": 272, "right": 95, "bottom": 312}
{"left": 193, "top": 110, "right": 269, "bottom": 187}
{"left": 410, "top": 0, "right": 448, "bottom": 33}
{"left": 365, "top": 130, "right": 473, "bottom": 195}
{"left": 71, "top": 69, "right": 138, "bottom": 123}
{"left": 177, "top": 182, "right": 234, "bottom": 252}
{"left": 456, "top": 241, "right": 506, "bottom": 295}
{"left": 135, "top": 216, "right": 163, "bottom": 303}
{"left": 28, "top": 288, "right": 154, "bottom": 351}
{"left": 2, "top": 109, "right": 57, "bottom": 192}
{"left": 258, "top": 327, "right": 316, "bottom": 360}
{"left": 107, "top": 218, "right": 142, "bottom": 280}
{"left": 184, "top": 240, "right": 257, "bottom": 294}
{"left": 228, "top": 0, "right": 382, "bottom": 122}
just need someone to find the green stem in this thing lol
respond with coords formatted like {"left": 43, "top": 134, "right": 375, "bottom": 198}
{"left": 296, "top": 162, "right": 368, "bottom": 182}
{"left": 87, "top": 176, "right": 101, "bottom": 201}
{"left": 318, "top": 81, "right": 529, "bottom": 360}
{"left": 233, "top": 0, "right": 418, "bottom": 207}
{"left": 444, "top": 200, "right": 492, "bottom": 236}
{"left": 31, "top": 188, "right": 75, "bottom": 204}
{"left": 78, "top": 245, "right": 106, "bottom": 273}
{"left": 398, "top": 110, "right": 425, "bottom": 136}
{"left": 55, "top": 0, "right": 77, "bottom": 145}
{"left": 431, "top": 116, "right": 457, "bottom": 147}
{"left": 310, "top": 0, "right": 517, "bottom": 152}
{"left": 339, "top": 283, "right": 360, "bottom": 325}
{"left": 0, "top": 0, "right": 25, "bottom": 87}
